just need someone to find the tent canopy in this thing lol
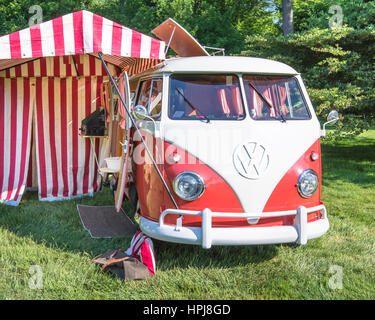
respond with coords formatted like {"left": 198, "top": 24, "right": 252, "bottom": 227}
{"left": 0, "top": 10, "right": 166, "bottom": 206}
{"left": 0, "top": 10, "right": 165, "bottom": 74}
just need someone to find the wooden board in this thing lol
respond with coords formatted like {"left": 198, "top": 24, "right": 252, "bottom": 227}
{"left": 151, "top": 18, "right": 209, "bottom": 57}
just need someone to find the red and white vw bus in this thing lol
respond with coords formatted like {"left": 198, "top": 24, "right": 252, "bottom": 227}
{"left": 122, "top": 55, "right": 336, "bottom": 249}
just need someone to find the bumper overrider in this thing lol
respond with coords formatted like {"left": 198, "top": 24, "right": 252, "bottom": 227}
{"left": 139, "top": 205, "right": 329, "bottom": 249}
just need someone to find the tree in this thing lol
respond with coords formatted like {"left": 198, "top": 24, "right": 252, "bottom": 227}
{"left": 282, "top": 0, "right": 293, "bottom": 35}
{"left": 0, "top": 0, "right": 85, "bottom": 35}
{"left": 88, "top": 0, "right": 280, "bottom": 54}
{"left": 0, "top": 0, "right": 280, "bottom": 54}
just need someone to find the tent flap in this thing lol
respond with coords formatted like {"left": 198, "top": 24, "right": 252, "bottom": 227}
{"left": 0, "top": 78, "right": 33, "bottom": 205}
{"left": 0, "top": 10, "right": 166, "bottom": 206}
{"left": 33, "top": 76, "right": 109, "bottom": 200}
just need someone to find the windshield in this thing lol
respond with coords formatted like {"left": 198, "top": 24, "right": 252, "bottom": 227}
{"left": 242, "top": 76, "right": 310, "bottom": 120}
{"left": 169, "top": 74, "right": 245, "bottom": 120}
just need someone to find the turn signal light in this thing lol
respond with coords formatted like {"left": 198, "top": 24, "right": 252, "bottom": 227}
{"left": 310, "top": 152, "right": 319, "bottom": 161}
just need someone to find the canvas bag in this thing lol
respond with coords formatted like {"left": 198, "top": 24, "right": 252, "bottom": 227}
{"left": 91, "top": 249, "right": 150, "bottom": 280}
{"left": 125, "top": 231, "right": 156, "bottom": 275}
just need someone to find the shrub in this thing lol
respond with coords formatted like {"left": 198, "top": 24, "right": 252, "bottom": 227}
{"left": 242, "top": 26, "right": 375, "bottom": 138}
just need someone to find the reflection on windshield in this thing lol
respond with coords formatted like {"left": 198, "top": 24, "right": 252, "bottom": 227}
{"left": 243, "top": 76, "right": 310, "bottom": 120}
{"left": 169, "top": 74, "right": 245, "bottom": 120}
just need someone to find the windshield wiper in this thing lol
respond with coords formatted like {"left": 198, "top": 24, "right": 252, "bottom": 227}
{"left": 175, "top": 88, "right": 210, "bottom": 123}
{"left": 247, "top": 81, "right": 286, "bottom": 123}
{"left": 278, "top": 110, "right": 287, "bottom": 123}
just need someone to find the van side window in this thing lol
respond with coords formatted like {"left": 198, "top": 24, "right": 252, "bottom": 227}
{"left": 243, "top": 76, "right": 310, "bottom": 120}
{"left": 136, "top": 79, "right": 163, "bottom": 120}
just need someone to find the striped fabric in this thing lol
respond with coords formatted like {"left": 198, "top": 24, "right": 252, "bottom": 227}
{"left": 0, "top": 10, "right": 165, "bottom": 61}
{"left": 0, "top": 55, "right": 119, "bottom": 78}
{"left": 34, "top": 76, "right": 109, "bottom": 201}
{"left": 0, "top": 78, "right": 33, "bottom": 205}
{"left": 26, "top": 128, "right": 38, "bottom": 189}
{"left": 125, "top": 231, "right": 156, "bottom": 275}
{"left": 0, "top": 75, "right": 112, "bottom": 204}
{"left": 126, "top": 58, "right": 162, "bottom": 76}
{"left": 0, "top": 10, "right": 165, "bottom": 206}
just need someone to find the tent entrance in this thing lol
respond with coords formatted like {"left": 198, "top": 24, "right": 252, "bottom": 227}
{"left": 0, "top": 55, "right": 120, "bottom": 205}
{"left": 26, "top": 121, "right": 38, "bottom": 191}
{"left": 0, "top": 9, "right": 167, "bottom": 207}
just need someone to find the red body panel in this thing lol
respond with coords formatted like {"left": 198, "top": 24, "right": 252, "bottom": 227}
{"left": 135, "top": 138, "right": 243, "bottom": 227}
{"left": 161, "top": 142, "right": 244, "bottom": 227}
{"left": 134, "top": 135, "right": 323, "bottom": 228}
{"left": 260, "top": 138, "right": 322, "bottom": 226}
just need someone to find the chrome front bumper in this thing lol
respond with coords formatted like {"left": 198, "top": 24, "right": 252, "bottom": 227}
{"left": 139, "top": 205, "right": 329, "bottom": 249}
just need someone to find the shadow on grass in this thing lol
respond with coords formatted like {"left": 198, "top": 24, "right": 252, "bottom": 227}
{"left": 153, "top": 239, "right": 279, "bottom": 270}
{"left": 0, "top": 189, "right": 134, "bottom": 257}
{"left": 322, "top": 143, "right": 375, "bottom": 162}
{"left": 321, "top": 142, "right": 375, "bottom": 186}
{"left": 0, "top": 188, "right": 278, "bottom": 270}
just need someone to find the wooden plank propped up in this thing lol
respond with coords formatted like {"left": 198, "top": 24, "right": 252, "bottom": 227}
{"left": 151, "top": 18, "right": 209, "bottom": 57}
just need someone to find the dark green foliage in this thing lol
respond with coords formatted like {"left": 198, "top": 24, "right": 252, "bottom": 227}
{"left": 0, "top": 0, "right": 84, "bottom": 34}
{"left": 243, "top": 1, "right": 375, "bottom": 138}
{"left": 0, "top": 0, "right": 278, "bottom": 55}
{"left": 88, "top": 0, "right": 279, "bottom": 54}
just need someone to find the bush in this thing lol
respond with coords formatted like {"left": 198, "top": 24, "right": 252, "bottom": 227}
{"left": 241, "top": 26, "right": 375, "bottom": 138}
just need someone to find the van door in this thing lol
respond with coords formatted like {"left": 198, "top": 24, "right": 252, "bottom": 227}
{"left": 115, "top": 72, "right": 132, "bottom": 212}
{"left": 133, "top": 78, "right": 166, "bottom": 220}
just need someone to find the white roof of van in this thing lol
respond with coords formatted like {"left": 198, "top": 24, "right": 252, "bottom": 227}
{"left": 145, "top": 56, "right": 299, "bottom": 76}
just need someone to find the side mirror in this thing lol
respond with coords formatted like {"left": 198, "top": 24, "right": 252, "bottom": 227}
{"left": 321, "top": 110, "right": 340, "bottom": 137}
{"left": 132, "top": 105, "right": 148, "bottom": 120}
{"left": 327, "top": 110, "right": 339, "bottom": 125}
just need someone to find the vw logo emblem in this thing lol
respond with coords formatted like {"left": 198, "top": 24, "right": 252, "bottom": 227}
{"left": 233, "top": 142, "right": 270, "bottom": 179}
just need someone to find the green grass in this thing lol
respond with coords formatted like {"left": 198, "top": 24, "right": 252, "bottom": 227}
{"left": 0, "top": 130, "right": 374, "bottom": 300}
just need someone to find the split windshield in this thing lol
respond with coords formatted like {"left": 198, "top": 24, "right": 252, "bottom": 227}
{"left": 242, "top": 75, "right": 310, "bottom": 120}
{"left": 168, "top": 74, "right": 310, "bottom": 121}
{"left": 169, "top": 74, "right": 245, "bottom": 120}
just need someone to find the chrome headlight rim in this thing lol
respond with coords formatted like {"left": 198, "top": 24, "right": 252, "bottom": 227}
{"left": 172, "top": 171, "right": 205, "bottom": 201}
{"left": 297, "top": 169, "right": 319, "bottom": 198}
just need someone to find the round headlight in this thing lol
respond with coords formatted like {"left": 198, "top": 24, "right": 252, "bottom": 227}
{"left": 297, "top": 169, "right": 319, "bottom": 198}
{"left": 173, "top": 172, "right": 205, "bottom": 201}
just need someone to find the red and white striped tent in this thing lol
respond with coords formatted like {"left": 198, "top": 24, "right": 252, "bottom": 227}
{"left": 0, "top": 10, "right": 165, "bottom": 206}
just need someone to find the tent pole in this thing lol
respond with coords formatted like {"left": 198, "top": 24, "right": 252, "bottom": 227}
{"left": 165, "top": 26, "right": 176, "bottom": 56}
{"left": 72, "top": 55, "right": 80, "bottom": 76}
{"left": 98, "top": 53, "right": 179, "bottom": 210}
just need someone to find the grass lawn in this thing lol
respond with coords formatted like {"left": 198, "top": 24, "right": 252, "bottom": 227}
{"left": 0, "top": 130, "right": 374, "bottom": 300}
